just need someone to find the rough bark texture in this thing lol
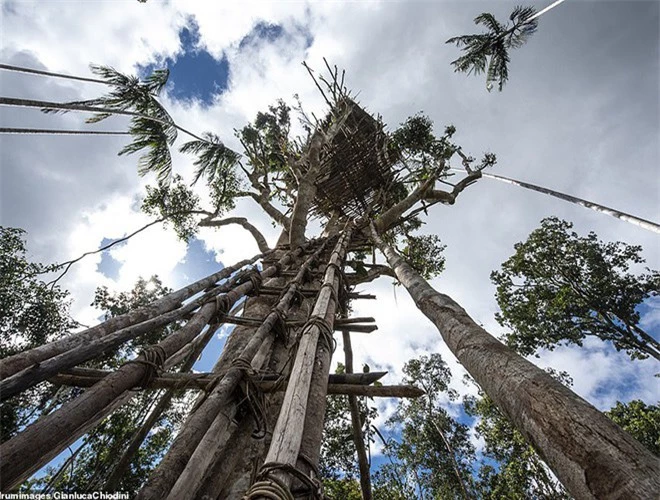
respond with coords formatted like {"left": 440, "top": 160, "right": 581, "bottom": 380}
{"left": 0, "top": 303, "right": 217, "bottom": 491}
{"left": 104, "top": 323, "right": 221, "bottom": 491}
{"left": 260, "top": 229, "right": 351, "bottom": 497}
{"left": 136, "top": 246, "right": 321, "bottom": 500}
{"left": 342, "top": 329, "right": 373, "bottom": 500}
{"left": 374, "top": 229, "right": 660, "bottom": 500}
{"left": 0, "top": 253, "right": 265, "bottom": 384}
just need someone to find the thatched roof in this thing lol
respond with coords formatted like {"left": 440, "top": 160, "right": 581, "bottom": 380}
{"left": 312, "top": 98, "right": 399, "bottom": 220}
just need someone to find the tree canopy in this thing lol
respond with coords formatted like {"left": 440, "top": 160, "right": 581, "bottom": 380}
{"left": 491, "top": 217, "right": 660, "bottom": 361}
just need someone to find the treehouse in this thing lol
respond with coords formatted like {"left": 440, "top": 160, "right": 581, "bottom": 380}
{"left": 312, "top": 97, "right": 399, "bottom": 221}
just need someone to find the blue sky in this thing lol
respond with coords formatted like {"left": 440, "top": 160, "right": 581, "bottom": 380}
{"left": 138, "top": 19, "right": 229, "bottom": 105}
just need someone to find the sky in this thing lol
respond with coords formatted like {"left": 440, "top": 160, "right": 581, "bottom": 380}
{"left": 1, "top": 0, "right": 659, "bottom": 472}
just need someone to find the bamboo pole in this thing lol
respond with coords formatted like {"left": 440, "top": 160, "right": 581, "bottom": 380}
{"left": 103, "top": 322, "right": 222, "bottom": 491}
{"left": 0, "top": 250, "right": 269, "bottom": 383}
{"left": 136, "top": 242, "right": 328, "bottom": 500}
{"left": 0, "top": 250, "right": 295, "bottom": 402}
{"left": 50, "top": 368, "right": 388, "bottom": 390}
{"left": 475, "top": 170, "right": 660, "bottom": 234}
{"left": 342, "top": 326, "right": 373, "bottom": 500}
{"left": 258, "top": 228, "right": 352, "bottom": 494}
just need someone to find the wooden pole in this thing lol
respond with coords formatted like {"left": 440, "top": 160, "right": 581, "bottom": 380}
{"left": 342, "top": 326, "right": 373, "bottom": 500}
{"left": 255, "top": 228, "right": 352, "bottom": 495}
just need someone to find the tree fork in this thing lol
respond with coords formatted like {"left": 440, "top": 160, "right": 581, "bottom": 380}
{"left": 370, "top": 223, "right": 660, "bottom": 500}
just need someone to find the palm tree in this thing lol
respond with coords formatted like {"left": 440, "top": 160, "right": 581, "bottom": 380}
{"left": 455, "top": 169, "right": 660, "bottom": 234}
{"left": 369, "top": 222, "right": 660, "bottom": 499}
{"left": 0, "top": 64, "right": 237, "bottom": 183}
{"left": 446, "top": 2, "right": 566, "bottom": 91}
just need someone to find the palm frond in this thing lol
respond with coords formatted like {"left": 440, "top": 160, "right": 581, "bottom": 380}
{"left": 447, "top": 4, "right": 540, "bottom": 91}
{"left": 474, "top": 13, "right": 505, "bottom": 34}
{"left": 118, "top": 117, "right": 173, "bottom": 184}
{"left": 486, "top": 43, "right": 511, "bottom": 92}
{"left": 179, "top": 132, "right": 240, "bottom": 185}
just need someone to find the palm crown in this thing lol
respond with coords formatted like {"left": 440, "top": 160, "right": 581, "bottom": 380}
{"left": 446, "top": 5, "right": 538, "bottom": 92}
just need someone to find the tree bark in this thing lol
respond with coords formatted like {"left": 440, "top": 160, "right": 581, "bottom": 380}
{"left": 259, "top": 229, "right": 352, "bottom": 493}
{"left": 342, "top": 329, "right": 373, "bottom": 500}
{"left": 288, "top": 104, "right": 352, "bottom": 248}
{"left": 103, "top": 322, "right": 222, "bottom": 491}
{"left": 371, "top": 224, "right": 660, "bottom": 500}
{"left": 0, "top": 251, "right": 266, "bottom": 383}
{"left": 0, "top": 301, "right": 218, "bottom": 491}
{"left": 136, "top": 245, "right": 324, "bottom": 500}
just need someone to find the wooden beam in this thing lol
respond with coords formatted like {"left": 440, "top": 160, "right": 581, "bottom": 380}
{"left": 50, "top": 369, "right": 389, "bottom": 391}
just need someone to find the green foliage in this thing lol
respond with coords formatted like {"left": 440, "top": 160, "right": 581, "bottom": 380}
{"left": 320, "top": 364, "right": 378, "bottom": 479}
{"left": 141, "top": 174, "right": 202, "bottom": 241}
{"left": 91, "top": 275, "right": 174, "bottom": 368}
{"left": 28, "top": 390, "right": 186, "bottom": 495}
{"left": 119, "top": 115, "right": 175, "bottom": 185}
{"left": 390, "top": 114, "right": 456, "bottom": 178}
{"left": 606, "top": 400, "right": 660, "bottom": 456}
{"left": 0, "top": 227, "right": 74, "bottom": 358}
{"left": 238, "top": 99, "right": 292, "bottom": 174}
{"left": 0, "top": 227, "right": 75, "bottom": 440}
{"left": 179, "top": 132, "right": 240, "bottom": 186}
{"left": 323, "top": 477, "right": 362, "bottom": 500}
{"left": 44, "top": 65, "right": 178, "bottom": 182}
{"left": 446, "top": 5, "right": 538, "bottom": 91}
{"left": 491, "top": 217, "right": 660, "bottom": 360}
{"left": 401, "top": 234, "right": 446, "bottom": 280}
{"left": 382, "top": 354, "right": 476, "bottom": 499}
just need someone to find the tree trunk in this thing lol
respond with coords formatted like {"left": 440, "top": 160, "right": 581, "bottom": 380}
{"left": 0, "top": 252, "right": 266, "bottom": 383}
{"left": 481, "top": 171, "right": 660, "bottom": 234}
{"left": 103, "top": 321, "right": 222, "bottom": 491}
{"left": 370, "top": 225, "right": 660, "bottom": 500}
{"left": 136, "top": 244, "right": 324, "bottom": 500}
{"left": 342, "top": 329, "right": 373, "bottom": 500}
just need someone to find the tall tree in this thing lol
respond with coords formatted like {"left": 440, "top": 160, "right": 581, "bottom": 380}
{"left": 0, "top": 227, "right": 74, "bottom": 441}
{"left": 464, "top": 370, "right": 573, "bottom": 499}
{"left": 382, "top": 354, "right": 476, "bottom": 499}
{"left": 370, "top": 223, "right": 660, "bottom": 499}
{"left": 447, "top": 1, "right": 566, "bottom": 91}
{"left": 2, "top": 55, "right": 657, "bottom": 500}
{"left": 491, "top": 217, "right": 660, "bottom": 361}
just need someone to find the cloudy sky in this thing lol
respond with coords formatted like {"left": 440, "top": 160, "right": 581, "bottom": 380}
{"left": 1, "top": 0, "right": 659, "bottom": 458}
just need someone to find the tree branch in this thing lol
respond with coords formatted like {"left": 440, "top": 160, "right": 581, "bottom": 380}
{"left": 199, "top": 216, "right": 270, "bottom": 253}
{"left": 244, "top": 191, "right": 290, "bottom": 228}
{"left": 288, "top": 102, "right": 352, "bottom": 247}
{"left": 422, "top": 171, "right": 482, "bottom": 204}
{"left": 374, "top": 176, "right": 436, "bottom": 233}
{"left": 347, "top": 265, "right": 396, "bottom": 286}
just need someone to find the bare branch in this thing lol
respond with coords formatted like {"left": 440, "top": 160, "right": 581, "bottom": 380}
{"left": 199, "top": 216, "right": 270, "bottom": 253}
{"left": 347, "top": 265, "right": 396, "bottom": 286}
